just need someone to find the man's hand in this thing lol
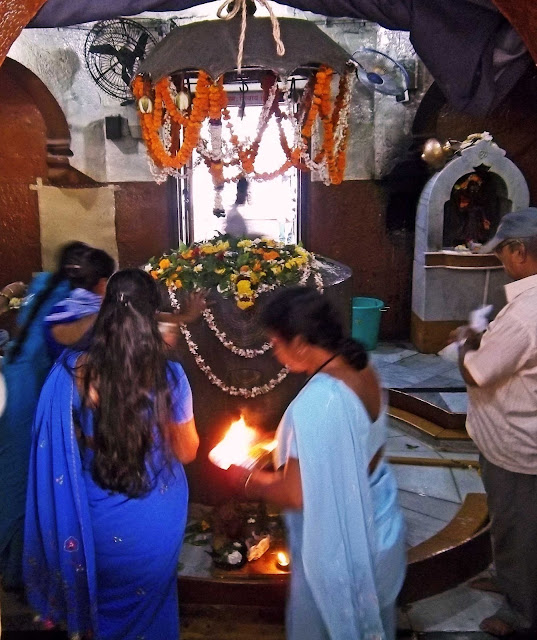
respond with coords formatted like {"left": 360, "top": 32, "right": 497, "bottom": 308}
{"left": 448, "top": 325, "right": 482, "bottom": 350}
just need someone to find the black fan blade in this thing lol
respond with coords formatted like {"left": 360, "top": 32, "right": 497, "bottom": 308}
{"left": 89, "top": 44, "right": 119, "bottom": 57}
{"left": 132, "top": 32, "right": 150, "bottom": 61}
{"left": 121, "top": 66, "right": 133, "bottom": 86}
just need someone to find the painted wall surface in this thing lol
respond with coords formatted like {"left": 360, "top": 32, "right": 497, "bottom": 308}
{"left": 115, "top": 181, "right": 175, "bottom": 267}
{"left": 306, "top": 180, "right": 414, "bottom": 338}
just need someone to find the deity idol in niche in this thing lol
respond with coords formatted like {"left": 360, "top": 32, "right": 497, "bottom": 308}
{"left": 443, "top": 171, "right": 510, "bottom": 248}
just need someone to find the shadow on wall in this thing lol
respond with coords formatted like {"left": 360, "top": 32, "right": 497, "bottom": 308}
{"left": 383, "top": 146, "right": 431, "bottom": 233}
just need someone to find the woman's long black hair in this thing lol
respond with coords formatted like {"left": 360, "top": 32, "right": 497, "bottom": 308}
{"left": 260, "top": 286, "right": 368, "bottom": 371}
{"left": 82, "top": 268, "right": 174, "bottom": 497}
{"left": 7, "top": 241, "right": 89, "bottom": 363}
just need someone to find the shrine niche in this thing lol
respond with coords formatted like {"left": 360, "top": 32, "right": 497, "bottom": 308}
{"left": 443, "top": 170, "right": 511, "bottom": 249}
{"left": 411, "top": 134, "right": 530, "bottom": 353}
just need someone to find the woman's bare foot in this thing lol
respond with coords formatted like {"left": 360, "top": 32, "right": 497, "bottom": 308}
{"left": 479, "top": 615, "right": 515, "bottom": 637}
{"left": 470, "top": 575, "right": 503, "bottom": 594}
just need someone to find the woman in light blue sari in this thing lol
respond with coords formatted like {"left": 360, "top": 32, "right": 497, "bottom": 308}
{"left": 0, "top": 241, "right": 90, "bottom": 590}
{"left": 229, "top": 287, "right": 406, "bottom": 640}
{"left": 24, "top": 269, "right": 199, "bottom": 639}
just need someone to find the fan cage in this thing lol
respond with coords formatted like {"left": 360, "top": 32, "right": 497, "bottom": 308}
{"left": 84, "top": 18, "right": 158, "bottom": 101}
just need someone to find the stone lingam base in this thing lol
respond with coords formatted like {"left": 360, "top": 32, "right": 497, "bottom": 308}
{"left": 159, "top": 256, "right": 352, "bottom": 506}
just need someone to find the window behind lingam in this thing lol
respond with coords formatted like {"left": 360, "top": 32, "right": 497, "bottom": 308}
{"left": 179, "top": 102, "right": 300, "bottom": 245}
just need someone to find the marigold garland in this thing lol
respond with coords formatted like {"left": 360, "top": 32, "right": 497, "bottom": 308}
{"left": 132, "top": 66, "right": 353, "bottom": 191}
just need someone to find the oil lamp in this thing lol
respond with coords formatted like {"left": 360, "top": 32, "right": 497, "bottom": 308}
{"left": 276, "top": 550, "right": 290, "bottom": 571}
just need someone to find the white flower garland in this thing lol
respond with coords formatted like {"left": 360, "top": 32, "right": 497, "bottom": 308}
{"left": 167, "top": 266, "right": 324, "bottom": 365}
{"left": 179, "top": 322, "right": 290, "bottom": 397}
{"left": 202, "top": 307, "right": 272, "bottom": 357}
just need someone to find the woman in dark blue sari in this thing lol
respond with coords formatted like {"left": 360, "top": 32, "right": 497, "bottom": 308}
{"left": 24, "top": 268, "right": 200, "bottom": 640}
{"left": 0, "top": 241, "right": 90, "bottom": 590}
{"left": 43, "top": 248, "right": 116, "bottom": 360}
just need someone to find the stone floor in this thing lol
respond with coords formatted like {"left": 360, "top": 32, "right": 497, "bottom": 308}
{"left": 371, "top": 341, "right": 467, "bottom": 410}
{"left": 1, "top": 342, "right": 502, "bottom": 638}
{"left": 374, "top": 342, "right": 499, "bottom": 637}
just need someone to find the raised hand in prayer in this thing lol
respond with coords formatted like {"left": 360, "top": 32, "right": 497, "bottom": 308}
{"left": 0, "top": 281, "right": 27, "bottom": 314}
{"left": 176, "top": 290, "right": 209, "bottom": 325}
{"left": 157, "top": 290, "right": 209, "bottom": 348}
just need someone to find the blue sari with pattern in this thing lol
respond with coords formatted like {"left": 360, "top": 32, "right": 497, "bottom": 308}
{"left": 0, "top": 272, "right": 71, "bottom": 589}
{"left": 43, "top": 287, "right": 103, "bottom": 360}
{"left": 24, "top": 353, "right": 192, "bottom": 639}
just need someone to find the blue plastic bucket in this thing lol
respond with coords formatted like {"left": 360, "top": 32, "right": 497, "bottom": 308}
{"left": 351, "top": 297, "right": 385, "bottom": 351}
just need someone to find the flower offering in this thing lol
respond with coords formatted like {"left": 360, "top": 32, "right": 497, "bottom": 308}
{"left": 145, "top": 234, "right": 321, "bottom": 310}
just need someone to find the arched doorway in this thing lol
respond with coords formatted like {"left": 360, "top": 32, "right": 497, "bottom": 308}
{"left": 0, "top": 57, "right": 90, "bottom": 283}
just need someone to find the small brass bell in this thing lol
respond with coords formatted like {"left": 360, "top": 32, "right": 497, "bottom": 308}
{"left": 421, "top": 138, "right": 447, "bottom": 170}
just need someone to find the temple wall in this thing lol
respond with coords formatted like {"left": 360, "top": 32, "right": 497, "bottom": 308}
{"left": 3, "top": 13, "right": 428, "bottom": 338}
{"left": 0, "top": 63, "right": 47, "bottom": 283}
{"left": 8, "top": 15, "right": 424, "bottom": 184}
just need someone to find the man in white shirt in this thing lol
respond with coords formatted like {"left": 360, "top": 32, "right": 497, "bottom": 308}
{"left": 456, "top": 208, "right": 537, "bottom": 638}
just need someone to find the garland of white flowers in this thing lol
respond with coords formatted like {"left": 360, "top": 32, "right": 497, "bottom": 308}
{"left": 168, "top": 265, "right": 323, "bottom": 359}
{"left": 202, "top": 307, "right": 272, "bottom": 357}
{"left": 167, "top": 262, "right": 324, "bottom": 394}
{"left": 179, "top": 321, "right": 290, "bottom": 397}
{"left": 147, "top": 99, "right": 178, "bottom": 184}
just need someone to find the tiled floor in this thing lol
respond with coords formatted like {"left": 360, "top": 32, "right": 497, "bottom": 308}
{"left": 372, "top": 341, "right": 467, "bottom": 417}
{"left": 386, "top": 415, "right": 482, "bottom": 547}
{"left": 2, "top": 343, "right": 501, "bottom": 637}
{"left": 373, "top": 343, "right": 500, "bottom": 636}
{"left": 371, "top": 342, "right": 466, "bottom": 392}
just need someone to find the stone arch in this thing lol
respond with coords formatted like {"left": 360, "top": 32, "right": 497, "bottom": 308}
{"left": 2, "top": 57, "right": 93, "bottom": 185}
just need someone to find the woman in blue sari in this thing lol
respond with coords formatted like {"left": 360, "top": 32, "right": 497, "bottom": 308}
{"left": 228, "top": 287, "right": 406, "bottom": 640}
{"left": 0, "top": 241, "right": 90, "bottom": 590}
{"left": 24, "top": 268, "right": 199, "bottom": 640}
{"left": 43, "top": 247, "right": 116, "bottom": 359}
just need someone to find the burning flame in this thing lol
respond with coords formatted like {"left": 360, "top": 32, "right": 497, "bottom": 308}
{"left": 276, "top": 551, "right": 290, "bottom": 568}
{"left": 209, "top": 416, "right": 275, "bottom": 470}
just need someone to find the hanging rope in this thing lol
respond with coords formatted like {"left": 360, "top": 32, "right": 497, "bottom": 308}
{"left": 216, "top": 0, "right": 285, "bottom": 73}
